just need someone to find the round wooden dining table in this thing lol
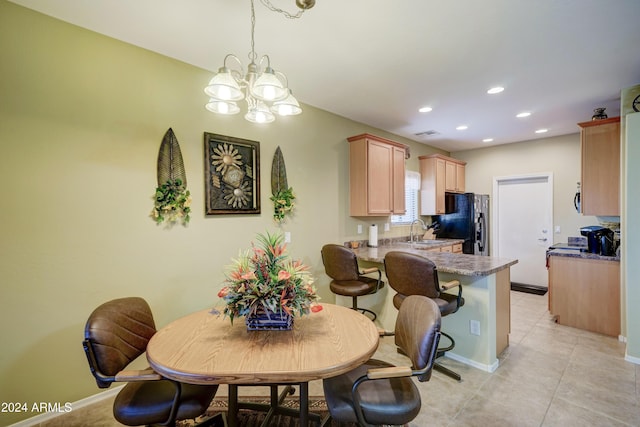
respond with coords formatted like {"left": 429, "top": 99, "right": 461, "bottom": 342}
{"left": 146, "top": 303, "right": 380, "bottom": 426}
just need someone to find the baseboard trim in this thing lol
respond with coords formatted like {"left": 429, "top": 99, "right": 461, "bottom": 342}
{"left": 445, "top": 352, "right": 500, "bottom": 373}
{"left": 8, "top": 386, "right": 123, "bottom": 427}
{"left": 624, "top": 353, "right": 640, "bottom": 366}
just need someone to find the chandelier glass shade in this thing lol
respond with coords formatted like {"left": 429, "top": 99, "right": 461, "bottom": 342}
{"left": 204, "top": 0, "right": 306, "bottom": 124}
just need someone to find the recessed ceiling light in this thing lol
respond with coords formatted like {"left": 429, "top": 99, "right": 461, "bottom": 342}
{"left": 535, "top": 128, "right": 548, "bottom": 134}
{"left": 456, "top": 125, "right": 468, "bottom": 131}
{"left": 487, "top": 86, "right": 504, "bottom": 94}
{"left": 516, "top": 112, "right": 531, "bottom": 118}
{"left": 482, "top": 138, "right": 494, "bottom": 143}
{"left": 418, "top": 106, "right": 433, "bottom": 113}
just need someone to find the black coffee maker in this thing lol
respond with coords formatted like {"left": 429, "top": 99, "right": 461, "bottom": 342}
{"left": 580, "top": 226, "right": 616, "bottom": 256}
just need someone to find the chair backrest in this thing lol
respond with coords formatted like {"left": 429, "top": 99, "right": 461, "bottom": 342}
{"left": 394, "top": 295, "right": 442, "bottom": 382}
{"left": 384, "top": 251, "right": 441, "bottom": 299}
{"left": 321, "top": 244, "right": 360, "bottom": 281}
{"left": 83, "top": 297, "right": 157, "bottom": 387}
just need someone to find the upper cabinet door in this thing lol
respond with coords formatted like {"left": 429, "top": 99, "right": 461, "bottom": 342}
{"left": 455, "top": 162, "right": 465, "bottom": 193}
{"left": 347, "top": 134, "right": 407, "bottom": 217}
{"left": 445, "top": 161, "right": 457, "bottom": 192}
{"left": 578, "top": 117, "right": 620, "bottom": 216}
{"left": 392, "top": 146, "right": 406, "bottom": 214}
{"left": 367, "top": 140, "right": 393, "bottom": 215}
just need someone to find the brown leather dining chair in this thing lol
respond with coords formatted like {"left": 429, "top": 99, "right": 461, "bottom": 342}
{"left": 82, "top": 297, "right": 220, "bottom": 426}
{"left": 384, "top": 251, "right": 465, "bottom": 381}
{"left": 321, "top": 243, "right": 384, "bottom": 320}
{"left": 322, "top": 295, "right": 441, "bottom": 426}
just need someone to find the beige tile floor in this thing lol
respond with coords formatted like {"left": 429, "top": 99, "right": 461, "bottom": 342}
{"left": 41, "top": 291, "right": 639, "bottom": 426}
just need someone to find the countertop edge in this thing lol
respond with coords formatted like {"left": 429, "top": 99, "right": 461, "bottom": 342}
{"left": 353, "top": 245, "right": 518, "bottom": 277}
{"left": 547, "top": 249, "right": 620, "bottom": 262}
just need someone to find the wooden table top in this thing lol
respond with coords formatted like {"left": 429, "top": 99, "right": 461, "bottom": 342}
{"left": 146, "top": 304, "right": 380, "bottom": 385}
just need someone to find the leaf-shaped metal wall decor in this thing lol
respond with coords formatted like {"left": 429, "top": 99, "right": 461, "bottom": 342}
{"left": 271, "top": 146, "right": 288, "bottom": 195}
{"left": 157, "top": 128, "right": 187, "bottom": 186}
{"left": 151, "top": 128, "right": 191, "bottom": 225}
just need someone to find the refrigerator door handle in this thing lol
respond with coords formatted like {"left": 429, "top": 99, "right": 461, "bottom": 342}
{"left": 477, "top": 213, "right": 486, "bottom": 252}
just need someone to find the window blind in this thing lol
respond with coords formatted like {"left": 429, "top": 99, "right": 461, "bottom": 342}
{"left": 391, "top": 171, "right": 420, "bottom": 225}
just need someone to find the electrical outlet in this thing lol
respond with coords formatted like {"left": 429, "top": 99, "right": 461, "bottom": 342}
{"left": 284, "top": 231, "right": 291, "bottom": 243}
{"left": 470, "top": 320, "right": 481, "bottom": 336}
{"left": 555, "top": 226, "right": 561, "bottom": 233}
{"left": 384, "top": 223, "right": 390, "bottom": 232}
{"left": 357, "top": 225, "right": 363, "bottom": 234}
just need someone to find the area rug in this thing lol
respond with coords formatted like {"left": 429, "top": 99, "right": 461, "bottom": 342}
{"left": 182, "top": 396, "right": 359, "bottom": 427}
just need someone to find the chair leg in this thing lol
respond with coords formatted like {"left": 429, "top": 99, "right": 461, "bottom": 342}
{"left": 351, "top": 296, "right": 377, "bottom": 321}
{"left": 434, "top": 331, "right": 461, "bottom": 381}
{"left": 438, "top": 331, "right": 455, "bottom": 354}
{"left": 434, "top": 362, "right": 461, "bottom": 381}
{"left": 397, "top": 331, "right": 462, "bottom": 382}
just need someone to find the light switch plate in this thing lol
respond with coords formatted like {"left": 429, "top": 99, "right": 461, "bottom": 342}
{"left": 470, "top": 320, "right": 481, "bottom": 336}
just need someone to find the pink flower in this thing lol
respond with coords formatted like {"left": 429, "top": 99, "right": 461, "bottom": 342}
{"left": 217, "top": 287, "right": 229, "bottom": 298}
{"left": 311, "top": 304, "right": 323, "bottom": 313}
{"left": 270, "top": 244, "right": 286, "bottom": 257}
{"left": 241, "top": 271, "right": 257, "bottom": 281}
{"left": 278, "top": 270, "right": 291, "bottom": 281}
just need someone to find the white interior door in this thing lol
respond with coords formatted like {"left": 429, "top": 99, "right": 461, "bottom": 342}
{"left": 493, "top": 174, "right": 553, "bottom": 288}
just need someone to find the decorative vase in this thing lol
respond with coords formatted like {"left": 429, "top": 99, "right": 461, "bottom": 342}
{"left": 246, "top": 307, "right": 293, "bottom": 331}
{"left": 592, "top": 108, "right": 608, "bottom": 120}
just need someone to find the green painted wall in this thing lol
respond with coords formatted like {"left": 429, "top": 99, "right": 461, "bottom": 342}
{"left": 0, "top": 2, "right": 442, "bottom": 423}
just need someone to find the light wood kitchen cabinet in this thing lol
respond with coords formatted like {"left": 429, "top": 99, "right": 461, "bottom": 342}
{"left": 548, "top": 255, "right": 620, "bottom": 337}
{"left": 578, "top": 117, "right": 620, "bottom": 216}
{"left": 445, "top": 159, "right": 466, "bottom": 193}
{"left": 348, "top": 134, "right": 407, "bottom": 216}
{"left": 419, "top": 154, "right": 466, "bottom": 215}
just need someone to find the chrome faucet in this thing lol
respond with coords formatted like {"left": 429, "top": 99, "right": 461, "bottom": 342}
{"left": 409, "top": 219, "right": 427, "bottom": 243}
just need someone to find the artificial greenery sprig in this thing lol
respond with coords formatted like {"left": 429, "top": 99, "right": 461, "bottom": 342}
{"left": 151, "top": 178, "right": 191, "bottom": 225}
{"left": 270, "top": 187, "right": 295, "bottom": 223}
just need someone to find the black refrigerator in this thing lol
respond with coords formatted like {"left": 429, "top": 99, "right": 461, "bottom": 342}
{"left": 434, "top": 193, "right": 490, "bottom": 255}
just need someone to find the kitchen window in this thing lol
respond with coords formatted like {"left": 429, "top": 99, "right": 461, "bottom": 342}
{"left": 391, "top": 170, "right": 420, "bottom": 225}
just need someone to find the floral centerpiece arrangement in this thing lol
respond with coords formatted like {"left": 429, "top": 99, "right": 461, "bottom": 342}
{"left": 217, "top": 231, "right": 321, "bottom": 328}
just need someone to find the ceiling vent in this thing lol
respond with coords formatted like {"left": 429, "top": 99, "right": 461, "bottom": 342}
{"left": 414, "top": 130, "right": 440, "bottom": 137}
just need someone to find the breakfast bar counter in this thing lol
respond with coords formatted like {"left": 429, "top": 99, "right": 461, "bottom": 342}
{"left": 350, "top": 243, "right": 518, "bottom": 373}
{"left": 353, "top": 244, "right": 518, "bottom": 276}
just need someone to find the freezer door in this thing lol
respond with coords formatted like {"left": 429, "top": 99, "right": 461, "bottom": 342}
{"left": 474, "top": 194, "right": 490, "bottom": 255}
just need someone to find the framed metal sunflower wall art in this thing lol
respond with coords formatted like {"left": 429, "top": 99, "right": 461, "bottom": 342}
{"left": 204, "top": 132, "right": 260, "bottom": 215}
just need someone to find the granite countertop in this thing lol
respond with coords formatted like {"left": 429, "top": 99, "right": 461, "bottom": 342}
{"left": 352, "top": 244, "right": 518, "bottom": 277}
{"left": 396, "top": 238, "right": 464, "bottom": 250}
{"left": 547, "top": 248, "right": 620, "bottom": 262}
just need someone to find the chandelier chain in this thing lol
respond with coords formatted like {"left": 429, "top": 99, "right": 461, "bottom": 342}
{"left": 248, "top": 0, "right": 258, "bottom": 62}
{"left": 259, "top": 0, "right": 306, "bottom": 19}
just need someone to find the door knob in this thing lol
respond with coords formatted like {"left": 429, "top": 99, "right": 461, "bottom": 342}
{"left": 538, "top": 238, "right": 548, "bottom": 242}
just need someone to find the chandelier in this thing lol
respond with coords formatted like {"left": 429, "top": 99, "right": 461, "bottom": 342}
{"left": 204, "top": 0, "right": 315, "bottom": 124}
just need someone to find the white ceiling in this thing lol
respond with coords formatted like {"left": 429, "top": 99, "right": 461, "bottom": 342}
{"left": 9, "top": 0, "right": 640, "bottom": 151}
